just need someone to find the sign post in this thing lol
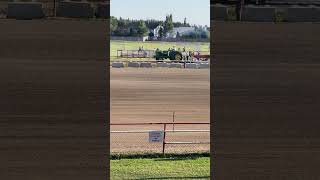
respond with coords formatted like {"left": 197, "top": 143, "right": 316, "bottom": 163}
{"left": 162, "top": 124, "right": 167, "bottom": 155}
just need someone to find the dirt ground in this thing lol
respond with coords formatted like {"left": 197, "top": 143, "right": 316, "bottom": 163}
{"left": 111, "top": 68, "right": 210, "bottom": 123}
{"left": 110, "top": 68, "right": 210, "bottom": 153}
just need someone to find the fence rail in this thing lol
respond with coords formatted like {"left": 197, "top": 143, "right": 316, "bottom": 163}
{"left": 111, "top": 122, "right": 210, "bottom": 125}
{"left": 111, "top": 130, "right": 210, "bottom": 133}
{"left": 117, "top": 50, "right": 155, "bottom": 58}
{"left": 111, "top": 122, "right": 210, "bottom": 155}
{"left": 116, "top": 50, "right": 210, "bottom": 59}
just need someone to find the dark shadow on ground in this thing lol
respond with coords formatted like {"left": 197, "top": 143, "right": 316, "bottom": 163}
{"left": 153, "top": 156, "right": 200, "bottom": 161}
{"left": 133, "top": 176, "right": 210, "bottom": 180}
{"left": 110, "top": 152, "right": 210, "bottom": 160}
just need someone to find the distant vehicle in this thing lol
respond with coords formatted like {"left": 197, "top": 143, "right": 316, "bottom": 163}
{"left": 192, "top": 52, "right": 210, "bottom": 61}
{"left": 154, "top": 49, "right": 183, "bottom": 60}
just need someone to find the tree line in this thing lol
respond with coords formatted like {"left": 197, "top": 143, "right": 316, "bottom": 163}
{"left": 179, "top": 26, "right": 210, "bottom": 40}
{"left": 110, "top": 15, "right": 209, "bottom": 39}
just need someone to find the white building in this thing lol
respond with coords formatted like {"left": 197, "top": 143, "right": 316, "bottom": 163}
{"left": 152, "top": 25, "right": 209, "bottom": 39}
{"left": 153, "top": 25, "right": 164, "bottom": 39}
{"left": 167, "top": 27, "right": 196, "bottom": 38}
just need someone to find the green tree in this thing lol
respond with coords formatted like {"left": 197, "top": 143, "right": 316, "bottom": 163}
{"left": 176, "top": 31, "right": 181, "bottom": 38}
{"left": 164, "top": 14, "right": 174, "bottom": 36}
{"left": 110, "top": 16, "right": 118, "bottom": 34}
{"left": 129, "top": 28, "right": 138, "bottom": 37}
{"left": 145, "top": 19, "right": 163, "bottom": 29}
{"left": 149, "top": 31, "right": 154, "bottom": 39}
{"left": 137, "top": 20, "right": 148, "bottom": 37}
{"left": 115, "top": 17, "right": 130, "bottom": 36}
{"left": 158, "top": 27, "right": 164, "bottom": 39}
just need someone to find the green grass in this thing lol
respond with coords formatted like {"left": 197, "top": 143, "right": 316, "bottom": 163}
{"left": 110, "top": 154, "right": 210, "bottom": 180}
{"left": 111, "top": 40, "right": 210, "bottom": 61}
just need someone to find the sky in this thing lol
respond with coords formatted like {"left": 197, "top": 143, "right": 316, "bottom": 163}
{"left": 110, "top": 0, "right": 210, "bottom": 27}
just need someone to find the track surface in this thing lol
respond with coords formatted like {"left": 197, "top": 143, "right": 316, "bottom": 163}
{"left": 111, "top": 68, "right": 210, "bottom": 153}
{"left": 111, "top": 68, "right": 210, "bottom": 123}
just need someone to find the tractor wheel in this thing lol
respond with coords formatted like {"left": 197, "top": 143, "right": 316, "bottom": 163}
{"left": 175, "top": 53, "right": 182, "bottom": 60}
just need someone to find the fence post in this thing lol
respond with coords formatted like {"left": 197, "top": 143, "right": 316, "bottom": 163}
{"left": 162, "top": 123, "right": 166, "bottom": 155}
{"left": 173, "top": 112, "right": 175, "bottom": 132}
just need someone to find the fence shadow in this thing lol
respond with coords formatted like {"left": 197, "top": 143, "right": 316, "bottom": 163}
{"left": 110, "top": 152, "right": 210, "bottom": 160}
{"left": 154, "top": 156, "right": 201, "bottom": 161}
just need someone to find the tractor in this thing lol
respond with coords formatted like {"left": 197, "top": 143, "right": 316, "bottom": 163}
{"left": 154, "top": 48, "right": 183, "bottom": 61}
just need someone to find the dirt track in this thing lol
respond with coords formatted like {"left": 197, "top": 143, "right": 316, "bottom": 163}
{"left": 111, "top": 68, "right": 210, "bottom": 124}
{"left": 110, "top": 68, "right": 210, "bottom": 153}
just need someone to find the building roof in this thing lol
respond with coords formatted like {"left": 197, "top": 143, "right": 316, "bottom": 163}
{"left": 172, "top": 27, "right": 195, "bottom": 35}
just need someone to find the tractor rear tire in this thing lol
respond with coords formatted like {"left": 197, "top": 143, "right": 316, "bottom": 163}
{"left": 175, "top": 53, "right": 182, "bottom": 60}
